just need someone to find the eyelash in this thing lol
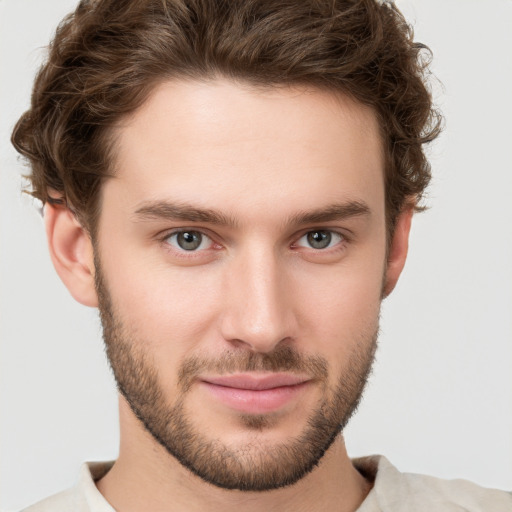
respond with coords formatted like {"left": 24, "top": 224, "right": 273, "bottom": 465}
{"left": 293, "top": 230, "right": 345, "bottom": 251}
{"left": 159, "top": 229, "right": 220, "bottom": 259}
{"left": 158, "top": 228, "right": 349, "bottom": 257}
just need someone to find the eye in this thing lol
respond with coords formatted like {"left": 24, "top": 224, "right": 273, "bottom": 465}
{"left": 165, "top": 230, "right": 213, "bottom": 251}
{"left": 296, "top": 230, "right": 343, "bottom": 250}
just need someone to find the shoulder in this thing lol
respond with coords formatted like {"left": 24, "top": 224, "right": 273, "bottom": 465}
{"left": 21, "top": 488, "right": 77, "bottom": 512}
{"left": 400, "top": 471, "right": 512, "bottom": 511}
{"left": 20, "top": 462, "right": 115, "bottom": 512}
{"left": 354, "top": 455, "right": 512, "bottom": 512}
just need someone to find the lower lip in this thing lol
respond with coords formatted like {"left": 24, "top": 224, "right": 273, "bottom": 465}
{"left": 200, "top": 381, "right": 310, "bottom": 414}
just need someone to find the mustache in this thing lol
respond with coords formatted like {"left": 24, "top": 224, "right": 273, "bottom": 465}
{"left": 178, "top": 346, "right": 328, "bottom": 392}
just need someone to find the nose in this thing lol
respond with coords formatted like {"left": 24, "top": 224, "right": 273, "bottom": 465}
{"left": 219, "top": 244, "right": 297, "bottom": 353}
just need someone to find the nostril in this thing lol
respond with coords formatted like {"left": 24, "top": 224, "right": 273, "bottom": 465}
{"left": 225, "top": 335, "right": 293, "bottom": 355}
{"left": 226, "top": 338, "right": 251, "bottom": 350}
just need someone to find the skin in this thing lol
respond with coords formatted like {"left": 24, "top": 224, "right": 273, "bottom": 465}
{"left": 45, "top": 78, "right": 413, "bottom": 512}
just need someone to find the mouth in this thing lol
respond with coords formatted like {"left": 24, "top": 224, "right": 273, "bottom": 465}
{"left": 199, "top": 373, "right": 312, "bottom": 415}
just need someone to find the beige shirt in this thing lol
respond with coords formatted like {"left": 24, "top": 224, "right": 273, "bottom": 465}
{"left": 22, "top": 456, "right": 512, "bottom": 512}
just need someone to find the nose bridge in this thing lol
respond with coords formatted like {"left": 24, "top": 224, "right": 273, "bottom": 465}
{"left": 221, "top": 241, "right": 294, "bottom": 352}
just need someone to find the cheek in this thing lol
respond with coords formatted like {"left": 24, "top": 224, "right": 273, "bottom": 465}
{"left": 292, "top": 257, "right": 384, "bottom": 360}
{"left": 304, "top": 283, "right": 381, "bottom": 342}
{"left": 100, "top": 259, "right": 227, "bottom": 395}
{"left": 99, "top": 246, "right": 225, "bottom": 352}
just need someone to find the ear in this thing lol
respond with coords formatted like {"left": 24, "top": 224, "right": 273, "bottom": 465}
{"left": 383, "top": 207, "right": 414, "bottom": 298}
{"left": 45, "top": 203, "right": 98, "bottom": 307}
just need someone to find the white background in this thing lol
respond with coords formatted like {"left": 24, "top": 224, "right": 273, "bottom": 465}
{"left": 1, "top": 0, "right": 511, "bottom": 510}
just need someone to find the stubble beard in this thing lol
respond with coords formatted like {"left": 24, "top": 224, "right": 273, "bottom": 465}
{"left": 95, "top": 258, "right": 378, "bottom": 492}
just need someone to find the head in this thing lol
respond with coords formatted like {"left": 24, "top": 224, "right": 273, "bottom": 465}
{"left": 12, "top": 0, "right": 441, "bottom": 492}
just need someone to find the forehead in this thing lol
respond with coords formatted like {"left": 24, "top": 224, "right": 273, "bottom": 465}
{"left": 104, "top": 78, "right": 384, "bottom": 223}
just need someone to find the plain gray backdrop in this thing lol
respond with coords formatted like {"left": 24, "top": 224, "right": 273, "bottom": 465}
{"left": 1, "top": 0, "right": 511, "bottom": 510}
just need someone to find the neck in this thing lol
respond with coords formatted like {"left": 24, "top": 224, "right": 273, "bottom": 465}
{"left": 96, "top": 398, "right": 371, "bottom": 512}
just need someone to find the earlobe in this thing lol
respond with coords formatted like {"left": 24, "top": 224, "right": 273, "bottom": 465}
{"left": 383, "top": 207, "right": 414, "bottom": 298}
{"left": 45, "top": 203, "right": 98, "bottom": 307}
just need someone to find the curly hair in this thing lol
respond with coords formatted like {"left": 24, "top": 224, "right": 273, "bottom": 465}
{"left": 11, "top": 0, "right": 442, "bottom": 239}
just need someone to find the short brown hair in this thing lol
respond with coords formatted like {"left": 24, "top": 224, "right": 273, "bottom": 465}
{"left": 12, "top": 0, "right": 441, "bottom": 238}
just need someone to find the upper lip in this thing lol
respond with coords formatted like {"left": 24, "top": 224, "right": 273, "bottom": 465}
{"left": 201, "top": 373, "right": 310, "bottom": 390}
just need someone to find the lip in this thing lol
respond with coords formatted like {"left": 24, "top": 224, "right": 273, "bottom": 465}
{"left": 199, "top": 373, "right": 311, "bottom": 414}
{"left": 202, "top": 373, "right": 310, "bottom": 390}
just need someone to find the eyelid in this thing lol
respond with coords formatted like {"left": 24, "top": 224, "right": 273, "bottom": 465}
{"left": 292, "top": 228, "right": 348, "bottom": 248}
{"left": 158, "top": 227, "right": 221, "bottom": 253}
{"left": 167, "top": 230, "right": 213, "bottom": 251}
{"left": 155, "top": 226, "right": 350, "bottom": 256}
{"left": 158, "top": 226, "right": 213, "bottom": 241}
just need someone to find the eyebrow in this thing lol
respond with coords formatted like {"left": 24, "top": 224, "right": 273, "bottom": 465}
{"left": 287, "top": 201, "right": 371, "bottom": 225}
{"left": 133, "top": 201, "right": 239, "bottom": 227}
{"left": 132, "top": 199, "right": 370, "bottom": 227}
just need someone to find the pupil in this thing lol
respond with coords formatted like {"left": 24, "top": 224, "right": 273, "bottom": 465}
{"left": 178, "top": 231, "right": 201, "bottom": 250}
{"left": 307, "top": 231, "right": 331, "bottom": 249}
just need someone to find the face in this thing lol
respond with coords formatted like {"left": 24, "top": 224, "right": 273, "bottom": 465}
{"left": 94, "top": 79, "right": 388, "bottom": 490}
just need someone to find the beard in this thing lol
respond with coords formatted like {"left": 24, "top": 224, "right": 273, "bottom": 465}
{"left": 95, "top": 257, "right": 378, "bottom": 492}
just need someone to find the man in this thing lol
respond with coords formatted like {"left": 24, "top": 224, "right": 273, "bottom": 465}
{"left": 7, "top": 0, "right": 512, "bottom": 510}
